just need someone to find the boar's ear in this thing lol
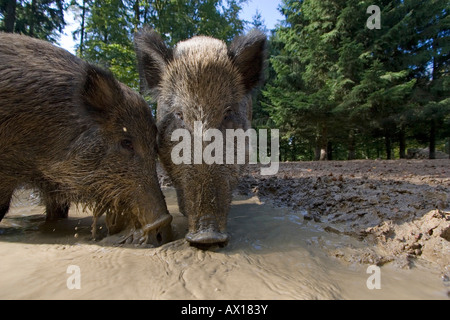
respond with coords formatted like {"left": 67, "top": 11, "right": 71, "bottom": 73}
{"left": 134, "top": 28, "right": 173, "bottom": 96}
{"left": 228, "top": 29, "right": 267, "bottom": 93}
{"left": 82, "top": 65, "right": 122, "bottom": 119}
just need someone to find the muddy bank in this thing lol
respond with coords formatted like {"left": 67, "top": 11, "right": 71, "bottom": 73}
{"left": 0, "top": 188, "right": 448, "bottom": 299}
{"left": 237, "top": 160, "right": 450, "bottom": 279}
{"left": 0, "top": 160, "right": 448, "bottom": 300}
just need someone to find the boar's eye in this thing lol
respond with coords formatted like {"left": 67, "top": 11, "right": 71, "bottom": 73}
{"left": 224, "top": 107, "right": 234, "bottom": 120}
{"left": 121, "top": 139, "right": 134, "bottom": 152}
{"left": 174, "top": 111, "right": 184, "bottom": 121}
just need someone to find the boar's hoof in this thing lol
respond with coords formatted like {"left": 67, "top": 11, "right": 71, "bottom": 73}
{"left": 119, "top": 215, "right": 173, "bottom": 247}
{"left": 186, "top": 230, "right": 229, "bottom": 250}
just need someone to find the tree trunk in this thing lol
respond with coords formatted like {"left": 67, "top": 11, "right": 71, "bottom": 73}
{"left": 315, "top": 144, "right": 327, "bottom": 161}
{"left": 348, "top": 130, "right": 356, "bottom": 160}
{"left": 291, "top": 136, "right": 296, "bottom": 161}
{"left": 385, "top": 135, "right": 392, "bottom": 160}
{"left": 79, "top": 0, "right": 86, "bottom": 57}
{"left": 327, "top": 141, "right": 333, "bottom": 161}
{"left": 376, "top": 142, "right": 381, "bottom": 159}
{"left": 315, "top": 134, "right": 328, "bottom": 161}
{"left": 4, "top": 0, "right": 17, "bottom": 33}
{"left": 315, "top": 125, "right": 328, "bottom": 161}
{"left": 29, "top": 0, "right": 37, "bottom": 37}
{"left": 318, "top": 148, "right": 327, "bottom": 161}
{"left": 429, "top": 119, "right": 436, "bottom": 160}
{"left": 429, "top": 54, "right": 438, "bottom": 160}
{"left": 399, "top": 127, "right": 406, "bottom": 159}
{"left": 133, "top": 0, "right": 140, "bottom": 32}
{"left": 447, "top": 137, "right": 450, "bottom": 159}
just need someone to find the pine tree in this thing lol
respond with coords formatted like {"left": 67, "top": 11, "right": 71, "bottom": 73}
{"left": 77, "top": 0, "right": 138, "bottom": 88}
{"left": 265, "top": 0, "right": 448, "bottom": 161}
{"left": 144, "top": 0, "right": 246, "bottom": 46}
{"left": 265, "top": 0, "right": 352, "bottom": 160}
{"left": 0, "top": 0, "right": 17, "bottom": 32}
{"left": 404, "top": 0, "right": 449, "bottom": 159}
{"left": 71, "top": 0, "right": 248, "bottom": 91}
{"left": 1, "top": 0, "right": 66, "bottom": 43}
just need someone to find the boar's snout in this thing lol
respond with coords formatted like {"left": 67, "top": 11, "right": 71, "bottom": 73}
{"left": 186, "top": 228, "right": 229, "bottom": 250}
{"left": 181, "top": 178, "right": 232, "bottom": 249}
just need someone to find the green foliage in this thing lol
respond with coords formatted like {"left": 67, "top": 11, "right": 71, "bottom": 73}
{"left": 70, "top": 0, "right": 248, "bottom": 91}
{"left": 146, "top": 0, "right": 246, "bottom": 46}
{"left": 259, "top": 0, "right": 450, "bottom": 160}
{"left": 1, "top": 0, "right": 66, "bottom": 43}
{"left": 2, "top": 0, "right": 448, "bottom": 160}
{"left": 77, "top": 0, "right": 137, "bottom": 88}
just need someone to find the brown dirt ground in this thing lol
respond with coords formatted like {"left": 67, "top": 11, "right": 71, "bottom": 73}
{"left": 233, "top": 160, "right": 449, "bottom": 281}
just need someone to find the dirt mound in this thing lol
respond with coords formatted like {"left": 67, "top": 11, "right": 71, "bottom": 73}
{"left": 238, "top": 160, "right": 450, "bottom": 280}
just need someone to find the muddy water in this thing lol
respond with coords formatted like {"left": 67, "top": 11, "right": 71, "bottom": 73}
{"left": 0, "top": 188, "right": 447, "bottom": 300}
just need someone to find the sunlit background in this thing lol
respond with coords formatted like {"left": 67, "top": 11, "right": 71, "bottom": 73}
{"left": 59, "top": 0, "right": 283, "bottom": 54}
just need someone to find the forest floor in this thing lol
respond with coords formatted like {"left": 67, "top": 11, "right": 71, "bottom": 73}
{"left": 236, "top": 159, "right": 450, "bottom": 279}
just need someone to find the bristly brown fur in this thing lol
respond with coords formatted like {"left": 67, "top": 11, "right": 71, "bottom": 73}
{"left": 135, "top": 29, "right": 267, "bottom": 247}
{"left": 0, "top": 32, "right": 171, "bottom": 246}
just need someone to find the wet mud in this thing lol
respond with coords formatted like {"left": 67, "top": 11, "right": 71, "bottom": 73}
{"left": 1, "top": 161, "right": 449, "bottom": 300}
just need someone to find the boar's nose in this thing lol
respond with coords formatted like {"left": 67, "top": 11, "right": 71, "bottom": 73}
{"left": 186, "top": 229, "right": 229, "bottom": 250}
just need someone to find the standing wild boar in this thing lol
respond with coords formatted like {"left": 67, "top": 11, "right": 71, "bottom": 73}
{"left": 0, "top": 33, "right": 172, "bottom": 246}
{"left": 135, "top": 29, "right": 266, "bottom": 248}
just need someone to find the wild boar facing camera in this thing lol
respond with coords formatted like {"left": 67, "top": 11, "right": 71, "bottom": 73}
{"left": 135, "top": 29, "right": 266, "bottom": 249}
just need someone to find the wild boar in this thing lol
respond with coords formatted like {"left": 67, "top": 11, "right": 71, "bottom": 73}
{"left": 135, "top": 29, "right": 266, "bottom": 248}
{"left": 0, "top": 33, "right": 172, "bottom": 246}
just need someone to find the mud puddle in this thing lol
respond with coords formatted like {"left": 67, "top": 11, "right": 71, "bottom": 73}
{"left": 0, "top": 188, "right": 447, "bottom": 300}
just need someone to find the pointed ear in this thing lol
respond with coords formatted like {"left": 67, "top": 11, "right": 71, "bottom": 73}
{"left": 82, "top": 65, "right": 122, "bottom": 120}
{"left": 228, "top": 29, "right": 267, "bottom": 93}
{"left": 134, "top": 28, "right": 173, "bottom": 96}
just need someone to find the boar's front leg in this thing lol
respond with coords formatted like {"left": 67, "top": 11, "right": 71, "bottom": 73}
{"left": 0, "top": 187, "right": 14, "bottom": 222}
{"left": 45, "top": 200, "right": 70, "bottom": 221}
{"left": 40, "top": 184, "right": 70, "bottom": 221}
